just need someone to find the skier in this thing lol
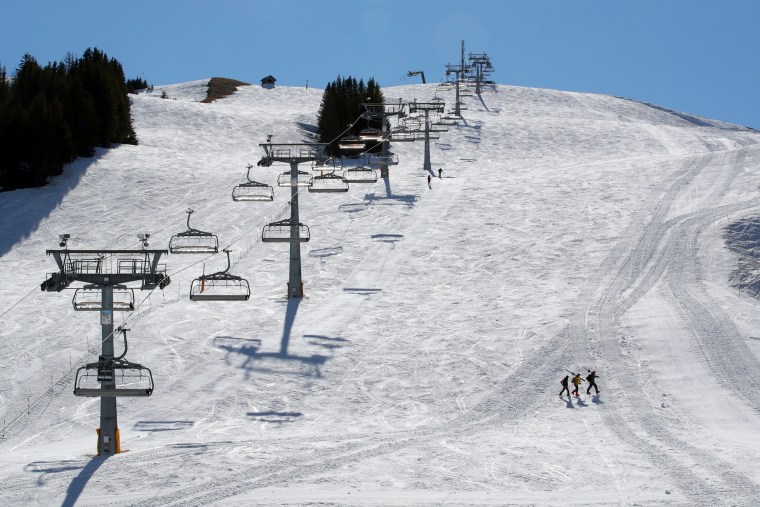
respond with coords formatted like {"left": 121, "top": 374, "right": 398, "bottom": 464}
{"left": 559, "top": 375, "right": 570, "bottom": 397}
{"left": 438, "top": 168, "right": 443, "bottom": 179}
{"left": 571, "top": 372, "right": 583, "bottom": 396}
{"left": 586, "top": 369, "right": 599, "bottom": 395}
{"left": 427, "top": 174, "right": 432, "bottom": 188}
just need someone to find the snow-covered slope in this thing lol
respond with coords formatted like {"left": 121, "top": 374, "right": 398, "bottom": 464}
{"left": 2, "top": 79, "right": 760, "bottom": 505}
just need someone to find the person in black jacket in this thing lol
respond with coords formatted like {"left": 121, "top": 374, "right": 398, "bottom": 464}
{"left": 586, "top": 370, "right": 599, "bottom": 395}
{"left": 559, "top": 375, "right": 570, "bottom": 397}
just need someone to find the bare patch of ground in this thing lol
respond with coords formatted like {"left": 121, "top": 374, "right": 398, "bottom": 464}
{"left": 201, "top": 77, "right": 250, "bottom": 103}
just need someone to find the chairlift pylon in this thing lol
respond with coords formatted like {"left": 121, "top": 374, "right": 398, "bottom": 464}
{"left": 169, "top": 209, "right": 219, "bottom": 254}
{"left": 232, "top": 164, "right": 274, "bottom": 202}
{"left": 189, "top": 249, "right": 251, "bottom": 301}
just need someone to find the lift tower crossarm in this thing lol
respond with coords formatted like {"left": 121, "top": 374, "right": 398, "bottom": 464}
{"left": 407, "top": 70, "right": 426, "bottom": 84}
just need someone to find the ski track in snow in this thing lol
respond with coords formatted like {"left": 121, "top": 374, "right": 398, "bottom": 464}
{"left": 2, "top": 81, "right": 760, "bottom": 505}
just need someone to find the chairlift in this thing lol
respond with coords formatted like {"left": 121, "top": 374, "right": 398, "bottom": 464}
{"left": 367, "top": 153, "right": 399, "bottom": 166}
{"left": 169, "top": 209, "right": 219, "bottom": 254}
{"left": 72, "top": 287, "right": 135, "bottom": 311}
{"left": 359, "top": 127, "right": 383, "bottom": 142}
{"left": 189, "top": 249, "right": 251, "bottom": 301}
{"left": 74, "top": 328, "right": 154, "bottom": 397}
{"left": 232, "top": 164, "right": 274, "bottom": 202}
{"left": 277, "top": 169, "right": 313, "bottom": 188}
{"left": 338, "top": 135, "right": 366, "bottom": 151}
{"left": 312, "top": 157, "right": 343, "bottom": 172}
{"left": 389, "top": 129, "right": 417, "bottom": 142}
{"left": 309, "top": 173, "right": 349, "bottom": 193}
{"left": 262, "top": 219, "right": 310, "bottom": 243}
{"left": 343, "top": 166, "right": 378, "bottom": 183}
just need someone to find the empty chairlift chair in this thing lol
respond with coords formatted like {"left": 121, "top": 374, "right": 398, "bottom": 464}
{"left": 343, "top": 166, "right": 378, "bottom": 184}
{"left": 367, "top": 153, "right": 399, "bottom": 166}
{"left": 262, "top": 219, "right": 310, "bottom": 242}
{"left": 169, "top": 209, "right": 219, "bottom": 254}
{"left": 338, "top": 135, "right": 366, "bottom": 152}
{"left": 277, "top": 169, "right": 313, "bottom": 188}
{"left": 189, "top": 249, "right": 251, "bottom": 301}
{"left": 232, "top": 164, "right": 274, "bottom": 202}
{"left": 309, "top": 173, "right": 349, "bottom": 193}
{"left": 72, "top": 287, "right": 135, "bottom": 311}
{"left": 359, "top": 127, "right": 383, "bottom": 142}
{"left": 74, "top": 328, "right": 154, "bottom": 397}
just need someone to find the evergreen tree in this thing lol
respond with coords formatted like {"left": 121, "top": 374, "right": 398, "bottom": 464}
{"left": 0, "top": 48, "right": 139, "bottom": 191}
{"left": 316, "top": 75, "right": 385, "bottom": 157}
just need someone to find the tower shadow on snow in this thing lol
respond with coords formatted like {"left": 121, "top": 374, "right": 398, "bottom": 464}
{"left": 212, "top": 299, "right": 330, "bottom": 379}
{"left": 60, "top": 454, "right": 110, "bottom": 507}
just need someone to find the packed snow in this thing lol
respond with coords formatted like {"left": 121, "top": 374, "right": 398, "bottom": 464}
{"left": 2, "top": 78, "right": 760, "bottom": 505}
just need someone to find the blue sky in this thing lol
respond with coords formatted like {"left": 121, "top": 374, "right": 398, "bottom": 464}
{"left": 2, "top": 0, "right": 759, "bottom": 128}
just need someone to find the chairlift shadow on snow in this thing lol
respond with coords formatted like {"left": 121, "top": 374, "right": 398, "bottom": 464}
{"left": 338, "top": 202, "right": 368, "bottom": 214}
{"left": 24, "top": 460, "right": 84, "bottom": 485}
{"left": 308, "top": 246, "right": 343, "bottom": 262}
{"left": 133, "top": 420, "right": 194, "bottom": 432}
{"left": 58, "top": 454, "right": 111, "bottom": 507}
{"left": 0, "top": 150, "right": 104, "bottom": 257}
{"left": 305, "top": 334, "right": 349, "bottom": 352}
{"left": 343, "top": 288, "right": 382, "bottom": 297}
{"left": 246, "top": 410, "right": 303, "bottom": 424}
{"left": 364, "top": 191, "right": 418, "bottom": 208}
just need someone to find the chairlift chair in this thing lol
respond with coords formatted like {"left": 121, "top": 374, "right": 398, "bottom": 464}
{"left": 338, "top": 135, "right": 366, "bottom": 151}
{"left": 169, "top": 210, "right": 219, "bottom": 254}
{"left": 74, "top": 358, "right": 154, "bottom": 397}
{"left": 262, "top": 219, "right": 310, "bottom": 243}
{"left": 277, "top": 170, "right": 313, "bottom": 188}
{"left": 232, "top": 165, "right": 274, "bottom": 201}
{"left": 312, "top": 157, "right": 343, "bottom": 172}
{"left": 74, "top": 328, "right": 154, "bottom": 397}
{"left": 189, "top": 249, "right": 251, "bottom": 301}
{"left": 343, "top": 166, "right": 378, "bottom": 184}
{"left": 367, "top": 153, "right": 399, "bottom": 166}
{"left": 309, "top": 173, "right": 349, "bottom": 193}
{"left": 72, "top": 287, "right": 135, "bottom": 311}
{"left": 359, "top": 127, "right": 383, "bottom": 142}
{"left": 389, "top": 129, "right": 417, "bottom": 142}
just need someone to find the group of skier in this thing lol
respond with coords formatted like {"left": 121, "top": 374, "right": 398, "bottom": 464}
{"left": 560, "top": 369, "right": 599, "bottom": 397}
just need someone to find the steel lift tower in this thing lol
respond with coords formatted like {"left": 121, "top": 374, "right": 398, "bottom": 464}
{"left": 258, "top": 143, "right": 329, "bottom": 298}
{"left": 468, "top": 52, "right": 494, "bottom": 94}
{"left": 362, "top": 101, "right": 406, "bottom": 179}
{"left": 408, "top": 100, "right": 445, "bottom": 172}
{"left": 445, "top": 41, "right": 470, "bottom": 117}
{"left": 41, "top": 236, "right": 169, "bottom": 455}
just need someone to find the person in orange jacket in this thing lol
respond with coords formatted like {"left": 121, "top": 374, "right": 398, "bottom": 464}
{"left": 571, "top": 372, "right": 583, "bottom": 396}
